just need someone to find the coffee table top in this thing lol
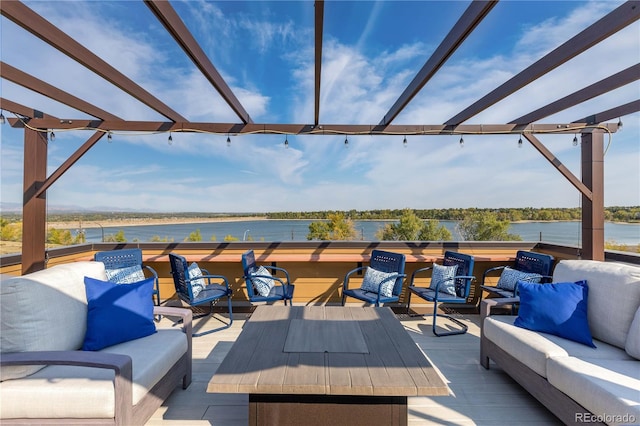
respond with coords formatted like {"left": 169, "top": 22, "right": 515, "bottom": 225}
{"left": 207, "top": 306, "right": 449, "bottom": 396}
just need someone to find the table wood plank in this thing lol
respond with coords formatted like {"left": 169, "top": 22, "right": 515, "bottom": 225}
{"left": 208, "top": 305, "right": 449, "bottom": 397}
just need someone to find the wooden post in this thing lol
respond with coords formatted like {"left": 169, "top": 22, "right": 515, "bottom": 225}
{"left": 581, "top": 130, "right": 605, "bottom": 261}
{"left": 22, "top": 127, "right": 48, "bottom": 274}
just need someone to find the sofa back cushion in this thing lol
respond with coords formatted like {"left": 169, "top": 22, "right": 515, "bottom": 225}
{"left": 0, "top": 261, "right": 106, "bottom": 380}
{"left": 552, "top": 260, "right": 640, "bottom": 349}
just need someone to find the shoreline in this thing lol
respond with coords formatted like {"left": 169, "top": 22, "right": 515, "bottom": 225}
{"left": 46, "top": 216, "right": 268, "bottom": 230}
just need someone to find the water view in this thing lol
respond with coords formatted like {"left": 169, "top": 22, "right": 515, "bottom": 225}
{"left": 79, "top": 220, "right": 639, "bottom": 246}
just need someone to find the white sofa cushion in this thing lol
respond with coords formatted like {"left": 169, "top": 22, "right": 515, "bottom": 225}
{"left": 547, "top": 357, "right": 640, "bottom": 426}
{"left": 483, "top": 316, "right": 633, "bottom": 377}
{"left": 552, "top": 260, "right": 640, "bottom": 349}
{"left": 625, "top": 306, "right": 640, "bottom": 360}
{"left": 0, "top": 329, "right": 187, "bottom": 419}
{"left": 0, "top": 262, "right": 106, "bottom": 380}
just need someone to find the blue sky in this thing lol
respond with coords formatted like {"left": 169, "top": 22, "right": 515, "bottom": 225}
{"left": 1, "top": 0, "right": 638, "bottom": 213}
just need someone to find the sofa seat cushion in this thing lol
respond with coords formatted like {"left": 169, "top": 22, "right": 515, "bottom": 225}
{"left": 0, "top": 329, "right": 187, "bottom": 419}
{"left": 483, "top": 316, "right": 632, "bottom": 377}
{"left": 547, "top": 357, "right": 640, "bottom": 426}
{"left": 552, "top": 260, "right": 640, "bottom": 349}
{"left": 0, "top": 262, "right": 107, "bottom": 381}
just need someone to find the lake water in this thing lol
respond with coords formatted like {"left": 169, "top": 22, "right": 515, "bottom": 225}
{"left": 79, "top": 220, "right": 640, "bottom": 246}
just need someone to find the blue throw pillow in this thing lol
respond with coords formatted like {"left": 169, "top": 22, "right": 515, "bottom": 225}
{"left": 514, "top": 280, "right": 595, "bottom": 348}
{"left": 360, "top": 266, "right": 397, "bottom": 297}
{"left": 187, "top": 262, "right": 206, "bottom": 298}
{"left": 83, "top": 276, "right": 157, "bottom": 351}
{"left": 250, "top": 266, "right": 275, "bottom": 297}
{"left": 496, "top": 267, "right": 542, "bottom": 291}
{"left": 429, "top": 263, "right": 458, "bottom": 296}
{"left": 105, "top": 264, "right": 146, "bottom": 284}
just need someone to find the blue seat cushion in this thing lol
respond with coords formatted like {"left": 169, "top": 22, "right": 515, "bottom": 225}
{"left": 191, "top": 284, "right": 230, "bottom": 303}
{"left": 343, "top": 288, "right": 399, "bottom": 304}
{"left": 251, "top": 283, "right": 294, "bottom": 302}
{"left": 409, "top": 286, "right": 466, "bottom": 303}
{"left": 83, "top": 276, "right": 156, "bottom": 351}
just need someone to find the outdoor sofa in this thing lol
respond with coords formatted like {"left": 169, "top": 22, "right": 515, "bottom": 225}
{"left": 0, "top": 261, "right": 193, "bottom": 425}
{"left": 481, "top": 259, "right": 640, "bottom": 426}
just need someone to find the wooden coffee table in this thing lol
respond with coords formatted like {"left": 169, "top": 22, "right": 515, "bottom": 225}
{"left": 207, "top": 306, "right": 449, "bottom": 426}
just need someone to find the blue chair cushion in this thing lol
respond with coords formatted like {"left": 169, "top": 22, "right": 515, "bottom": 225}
{"left": 497, "top": 267, "right": 542, "bottom": 291}
{"left": 82, "top": 276, "right": 156, "bottom": 351}
{"left": 250, "top": 266, "right": 275, "bottom": 297}
{"left": 514, "top": 280, "right": 595, "bottom": 348}
{"left": 188, "top": 262, "right": 206, "bottom": 298}
{"left": 105, "top": 264, "right": 146, "bottom": 284}
{"left": 343, "top": 288, "right": 398, "bottom": 304}
{"left": 360, "top": 266, "right": 397, "bottom": 297}
{"left": 430, "top": 263, "right": 458, "bottom": 296}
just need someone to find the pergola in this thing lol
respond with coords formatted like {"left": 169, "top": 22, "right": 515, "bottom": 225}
{"left": 1, "top": 0, "right": 639, "bottom": 274}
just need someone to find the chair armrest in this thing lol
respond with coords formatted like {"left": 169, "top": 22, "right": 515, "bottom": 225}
{"left": 481, "top": 265, "right": 507, "bottom": 285}
{"left": 343, "top": 266, "right": 366, "bottom": 289}
{"left": 1, "top": 350, "right": 133, "bottom": 424}
{"left": 201, "top": 274, "right": 230, "bottom": 289}
{"left": 409, "top": 266, "right": 434, "bottom": 286}
{"left": 263, "top": 265, "right": 291, "bottom": 283}
{"left": 480, "top": 297, "right": 519, "bottom": 319}
{"left": 154, "top": 306, "right": 193, "bottom": 337}
{"left": 374, "top": 273, "right": 406, "bottom": 294}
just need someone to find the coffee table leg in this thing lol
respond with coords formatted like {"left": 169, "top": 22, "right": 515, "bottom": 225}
{"left": 249, "top": 394, "right": 407, "bottom": 426}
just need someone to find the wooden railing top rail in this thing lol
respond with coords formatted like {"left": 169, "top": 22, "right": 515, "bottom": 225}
{"left": 76, "top": 253, "right": 515, "bottom": 263}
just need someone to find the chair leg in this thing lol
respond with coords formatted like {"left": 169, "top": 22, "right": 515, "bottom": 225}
{"left": 432, "top": 302, "right": 468, "bottom": 337}
{"left": 192, "top": 298, "right": 233, "bottom": 337}
{"left": 406, "top": 292, "right": 412, "bottom": 315}
{"left": 341, "top": 293, "right": 346, "bottom": 306}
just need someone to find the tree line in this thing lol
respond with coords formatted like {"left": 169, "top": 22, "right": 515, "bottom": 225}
{"left": 268, "top": 206, "right": 640, "bottom": 222}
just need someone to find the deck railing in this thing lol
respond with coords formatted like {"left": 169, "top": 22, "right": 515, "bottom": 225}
{"left": 2, "top": 241, "right": 638, "bottom": 307}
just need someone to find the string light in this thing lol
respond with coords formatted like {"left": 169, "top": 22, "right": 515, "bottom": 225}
{"left": 168, "top": 132, "right": 173, "bottom": 145}
{"left": 518, "top": 134, "right": 523, "bottom": 148}
{"left": 0, "top": 110, "right": 5, "bottom": 125}
{"left": 344, "top": 135, "right": 349, "bottom": 147}
{"left": 459, "top": 135, "right": 464, "bottom": 147}
{"left": 403, "top": 135, "right": 407, "bottom": 147}
{"left": 284, "top": 135, "right": 289, "bottom": 149}
{"left": 226, "top": 135, "right": 231, "bottom": 147}
{"left": 617, "top": 117, "right": 623, "bottom": 131}
{"left": 49, "top": 130, "right": 55, "bottom": 141}
{"left": 572, "top": 134, "right": 578, "bottom": 146}
{"left": 107, "top": 131, "right": 113, "bottom": 143}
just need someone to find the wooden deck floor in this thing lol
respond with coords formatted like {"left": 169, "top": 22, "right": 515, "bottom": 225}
{"left": 146, "top": 308, "right": 562, "bottom": 425}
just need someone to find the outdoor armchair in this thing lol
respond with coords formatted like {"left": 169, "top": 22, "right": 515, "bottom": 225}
{"left": 241, "top": 249, "right": 295, "bottom": 305}
{"left": 341, "top": 249, "right": 406, "bottom": 307}
{"left": 407, "top": 251, "right": 475, "bottom": 336}
{"left": 168, "top": 253, "right": 233, "bottom": 336}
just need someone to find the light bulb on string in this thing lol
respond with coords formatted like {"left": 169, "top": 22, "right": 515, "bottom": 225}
{"left": 284, "top": 135, "right": 289, "bottom": 149}
{"left": 344, "top": 135, "right": 349, "bottom": 147}
{"left": 168, "top": 132, "right": 173, "bottom": 145}
{"left": 518, "top": 134, "right": 523, "bottom": 148}
{"left": 403, "top": 136, "right": 407, "bottom": 147}
{"left": 572, "top": 134, "right": 578, "bottom": 147}
{"left": 107, "top": 131, "right": 113, "bottom": 143}
{"left": 0, "top": 110, "right": 5, "bottom": 125}
{"left": 459, "top": 135, "right": 464, "bottom": 147}
{"left": 226, "top": 135, "right": 231, "bottom": 147}
{"left": 49, "top": 130, "right": 55, "bottom": 142}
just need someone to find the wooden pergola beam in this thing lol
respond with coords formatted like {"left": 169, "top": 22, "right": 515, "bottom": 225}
{"left": 574, "top": 99, "right": 640, "bottom": 125}
{"left": 1, "top": 62, "right": 121, "bottom": 121}
{"left": 0, "top": 0, "right": 187, "bottom": 122}
{"left": 314, "top": 0, "right": 325, "bottom": 127}
{"left": 379, "top": 0, "right": 497, "bottom": 126}
{"left": 144, "top": 0, "right": 253, "bottom": 124}
{"left": 445, "top": 1, "right": 640, "bottom": 125}
{"left": 524, "top": 134, "right": 592, "bottom": 200}
{"left": 511, "top": 64, "right": 640, "bottom": 124}
{"left": 0, "top": 97, "right": 57, "bottom": 120}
